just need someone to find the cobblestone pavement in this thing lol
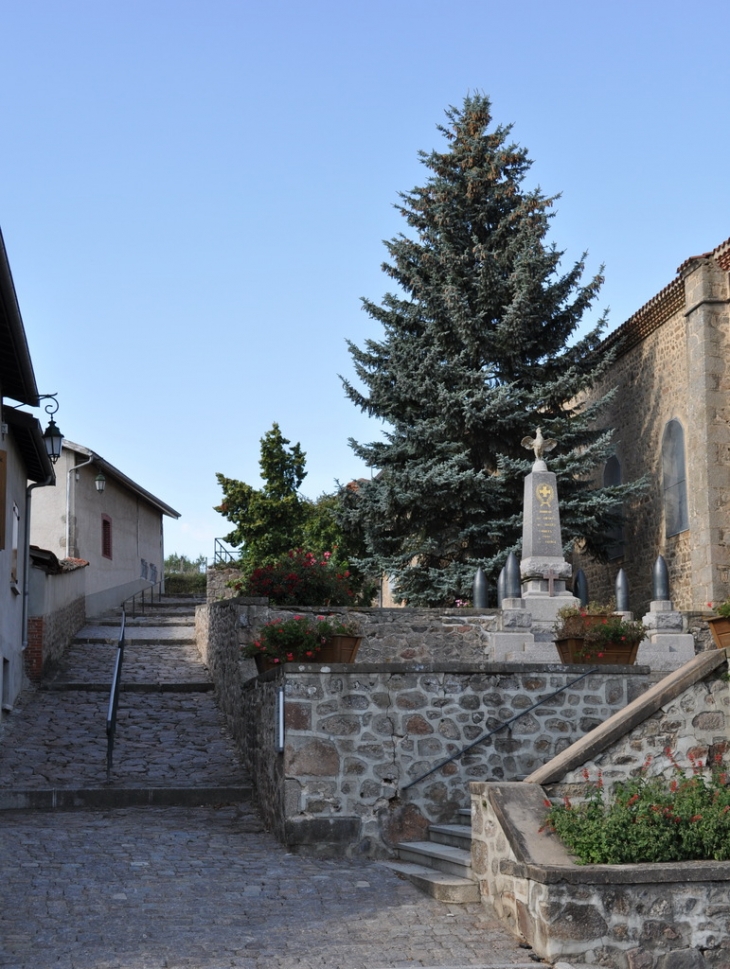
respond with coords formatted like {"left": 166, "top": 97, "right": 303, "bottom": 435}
{"left": 0, "top": 803, "right": 539, "bottom": 969}
{"left": 0, "top": 686, "right": 248, "bottom": 789}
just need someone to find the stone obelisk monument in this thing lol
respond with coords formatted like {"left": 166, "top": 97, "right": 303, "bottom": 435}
{"left": 491, "top": 428, "right": 580, "bottom": 660}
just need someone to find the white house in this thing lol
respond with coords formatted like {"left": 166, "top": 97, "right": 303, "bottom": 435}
{"left": 30, "top": 440, "right": 180, "bottom": 617}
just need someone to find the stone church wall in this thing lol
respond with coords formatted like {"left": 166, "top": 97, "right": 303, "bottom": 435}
{"left": 576, "top": 254, "right": 730, "bottom": 619}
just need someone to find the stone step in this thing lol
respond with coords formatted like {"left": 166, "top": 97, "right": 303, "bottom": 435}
{"left": 41, "top": 681, "right": 214, "bottom": 693}
{"left": 428, "top": 822, "right": 473, "bottom": 851}
{"left": 74, "top": 627, "right": 196, "bottom": 645}
{"left": 458, "top": 807, "right": 471, "bottom": 822}
{"left": 395, "top": 840, "right": 474, "bottom": 879}
{"left": 379, "top": 860, "right": 480, "bottom": 904}
{"left": 93, "top": 616, "right": 196, "bottom": 628}
{"left": 0, "top": 784, "right": 252, "bottom": 812}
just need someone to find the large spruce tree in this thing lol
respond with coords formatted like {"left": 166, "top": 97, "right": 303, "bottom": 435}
{"left": 341, "top": 94, "right": 634, "bottom": 606}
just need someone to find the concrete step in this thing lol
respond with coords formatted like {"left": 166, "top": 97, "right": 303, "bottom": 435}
{"left": 428, "top": 822, "right": 473, "bottom": 851}
{"left": 379, "top": 860, "right": 480, "bottom": 904}
{"left": 395, "top": 840, "right": 474, "bottom": 879}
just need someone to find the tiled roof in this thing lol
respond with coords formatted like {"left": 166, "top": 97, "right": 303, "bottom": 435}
{"left": 603, "top": 235, "right": 730, "bottom": 358}
{"left": 602, "top": 276, "right": 685, "bottom": 357}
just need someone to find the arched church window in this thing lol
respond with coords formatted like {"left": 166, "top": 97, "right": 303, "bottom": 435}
{"left": 603, "top": 455, "right": 624, "bottom": 559}
{"left": 662, "top": 419, "right": 689, "bottom": 537}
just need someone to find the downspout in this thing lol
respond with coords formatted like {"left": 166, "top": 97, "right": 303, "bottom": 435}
{"left": 65, "top": 453, "right": 95, "bottom": 559}
{"left": 22, "top": 474, "right": 55, "bottom": 653}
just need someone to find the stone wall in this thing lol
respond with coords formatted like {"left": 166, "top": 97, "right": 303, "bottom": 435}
{"left": 242, "top": 660, "right": 650, "bottom": 858}
{"left": 576, "top": 255, "right": 730, "bottom": 618}
{"left": 199, "top": 596, "right": 498, "bottom": 666}
{"left": 25, "top": 596, "right": 86, "bottom": 683}
{"left": 206, "top": 567, "right": 242, "bottom": 602}
{"left": 471, "top": 780, "right": 730, "bottom": 969}
{"left": 197, "top": 597, "right": 652, "bottom": 857}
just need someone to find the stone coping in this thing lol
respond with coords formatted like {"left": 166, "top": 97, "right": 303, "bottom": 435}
{"left": 524, "top": 647, "right": 728, "bottom": 785}
{"left": 217, "top": 596, "right": 498, "bottom": 616}
{"left": 500, "top": 858, "right": 730, "bottom": 885}
{"left": 245, "top": 661, "right": 651, "bottom": 680}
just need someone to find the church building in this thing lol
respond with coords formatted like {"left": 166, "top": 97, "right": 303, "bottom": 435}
{"left": 576, "top": 235, "right": 730, "bottom": 619}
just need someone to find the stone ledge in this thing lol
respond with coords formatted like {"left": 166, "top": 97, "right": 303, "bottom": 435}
{"left": 246, "top": 661, "right": 652, "bottom": 679}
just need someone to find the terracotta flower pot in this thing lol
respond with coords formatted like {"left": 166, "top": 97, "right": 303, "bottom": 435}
{"left": 707, "top": 616, "right": 730, "bottom": 649}
{"left": 555, "top": 637, "right": 639, "bottom": 665}
{"left": 316, "top": 635, "right": 362, "bottom": 663}
{"left": 254, "top": 654, "right": 281, "bottom": 674}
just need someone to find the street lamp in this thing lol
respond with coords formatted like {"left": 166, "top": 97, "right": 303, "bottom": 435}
{"left": 39, "top": 394, "right": 63, "bottom": 464}
{"left": 95, "top": 473, "right": 106, "bottom": 494}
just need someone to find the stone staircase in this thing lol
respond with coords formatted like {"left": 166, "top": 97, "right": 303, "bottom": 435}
{"left": 382, "top": 807, "right": 480, "bottom": 903}
{"left": 0, "top": 596, "right": 252, "bottom": 811}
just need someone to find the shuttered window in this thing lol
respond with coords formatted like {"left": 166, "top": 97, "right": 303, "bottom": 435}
{"left": 101, "top": 514, "right": 113, "bottom": 559}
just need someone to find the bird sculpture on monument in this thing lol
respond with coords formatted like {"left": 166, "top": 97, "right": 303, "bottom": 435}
{"left": 521, "top": 427, "right": 557, "bottom": 462}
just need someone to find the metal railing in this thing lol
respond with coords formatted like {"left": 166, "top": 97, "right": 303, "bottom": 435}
{"left": 214, "top": 538, "right": 237, "bottom": 566}
{"left": 106, "top": 607, "right": 126, "bottom": 780}
{"left": 122, "top": 580, "right": 163, "bottom": 618}
{"left": 401, "top": 666, "right": 599, "bottom": 792}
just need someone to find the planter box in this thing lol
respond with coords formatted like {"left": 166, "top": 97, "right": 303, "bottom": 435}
{"left": 253, "top": 635, "right": 362, "bottom": 673}
{"left": 555, "top": 637, "right": 639, "bottom": 665}
{"left": 707, "top": 615, "right": 730, "bottom": 649}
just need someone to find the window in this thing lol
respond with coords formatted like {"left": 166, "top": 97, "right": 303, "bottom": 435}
{"left": 101, "top": 514, "right": 113, "bottom": 559}
{"left": 662, "top": 419, "right": 689, "bottom": 537}
{"left": 10, "top": 502, "right": 19, "bottom": 588}
{"left": 603, "top": 455, "right": 624, "bottom": 560}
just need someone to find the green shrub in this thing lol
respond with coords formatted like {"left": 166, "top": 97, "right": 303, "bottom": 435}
{"left": 165, "top": 572, "right": 206, "bottom": 596}
{"left": 544, "top": 749, "right": 730, "bottom": 864}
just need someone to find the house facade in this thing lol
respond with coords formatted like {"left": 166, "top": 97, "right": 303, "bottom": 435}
{"left": 30, "top": 440, "right": 180, "bottom": 616}
{"left": 0, "top": 229, "right": 56, "bottom": 710}
{"left": 575, "top": 235, "right": 730, "bottom": 619}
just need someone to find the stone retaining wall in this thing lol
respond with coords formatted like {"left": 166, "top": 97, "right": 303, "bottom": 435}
{"left": 197, "top": 598, "right": 652, "bottom": 857}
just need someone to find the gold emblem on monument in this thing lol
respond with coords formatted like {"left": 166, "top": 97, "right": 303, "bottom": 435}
{"left": 536, "top": 483, "right": 554, "bottom": 508}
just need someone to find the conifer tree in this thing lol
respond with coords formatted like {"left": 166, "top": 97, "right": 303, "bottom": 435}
{"left": 341, "top": 94, "right": 636, "bottom": 606}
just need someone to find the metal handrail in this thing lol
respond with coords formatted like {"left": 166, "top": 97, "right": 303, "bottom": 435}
{"left": 106, "top": 607, "right": 126, "bottom": 780}
{"left": 122, "top": 580, "right": 163, "bottom": 618}
{"left": 214, "top": 538, "right": 237, "bottom": 566}
{"left": 401, "top": 666, "right": 599, "bottom": 791}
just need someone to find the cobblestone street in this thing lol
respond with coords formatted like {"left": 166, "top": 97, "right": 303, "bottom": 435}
{"left": 0, "top": 803, "right": 539, "bottom": 969}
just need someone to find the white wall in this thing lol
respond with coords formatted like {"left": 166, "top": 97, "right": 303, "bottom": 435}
{"left": 0, "top": 433, "right": 30, "bottom": 709}
{"left": 30, "top": 449, "right": 167, "bottom": 616}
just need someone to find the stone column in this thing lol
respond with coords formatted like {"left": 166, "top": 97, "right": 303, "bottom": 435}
{"left": 684, "top": 258, "right": 730, "bottom": 610}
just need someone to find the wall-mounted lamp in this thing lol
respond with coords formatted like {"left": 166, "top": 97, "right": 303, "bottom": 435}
{"left": 39, "top": 394, "right": 63, "bottom": 464}
{"left": 95, "top": 473, "right": 106, "bottom": 494}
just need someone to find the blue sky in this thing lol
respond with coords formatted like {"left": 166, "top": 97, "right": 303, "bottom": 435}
{"left": 1, "top": 0, "right": 729, "bottom": 560}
